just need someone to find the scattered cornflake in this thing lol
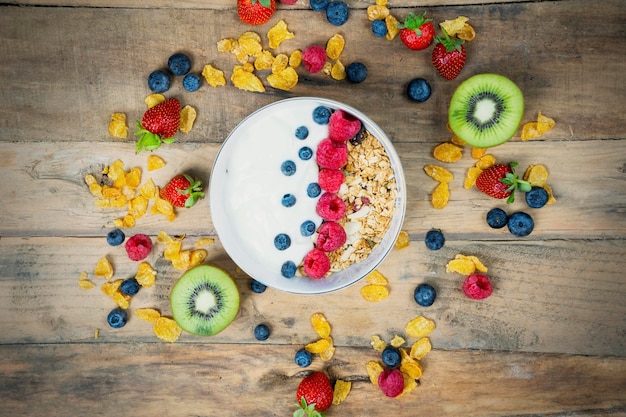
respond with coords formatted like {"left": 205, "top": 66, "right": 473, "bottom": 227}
{"left": 94, "top": 257, "right": 114, "bottom": 280}
{"left": 311, "top": 312, "right": 332, "bottom": 338}
{"left": 101, "top": 279, "right": 131, "bottom": 309}
{"left": 157, "top": 231, "right": 207, "bottom": 270}
{"left": 254, "top": 50, "right": 275, "bottom": 70}
{"left": 365, "top": 270, "right": 388, "bottom": 286}
{"left": 523, "top": 164, "right": 549, "bottom": 187}
{"left": 305, "top": 337, "right": 332, "bottom": 354}
{"left": 94, "top": 328, "right": 100, "bottom": 339}
{"left": 153, "top": 316, "right": 183, "bottom": 343}
{"left": 475, "top": 154, "right": 496, "bottom": 170}
{"left": 367, "top": 4, "right": 389, "bottom": 21}
{"left": 446, "top": 254, "right": 487, "bottom": 275}
{"left": 464, "top": 166, "right": 483, "bottom": 189}
{"left": 217, "top": 37, "right": 237, "bottom": 53}
{"left": 471, "top": 147, "right": 486, "bottom": 159}
{"left": 370, "top": 335, "right": 387, "bottom": 351}
{"left": 360, "top": 284, "right": 390, "bottom": 302}
{"left": 179, "top": 105, "right": 197, "bottom": 133}
{"left": 194, "top": 237, "right": 215, "bottom": 247}
{"left": 238, "top": 31, "right": 263, "bottom": 57}
{"left": 450, "top": 134, "right": 465, "bottom": 147}
{"left": 231, "top": 65, "right": 266, "bottom": 93}
{"left": 267, "top": 19, "right": 294, "bottom": 49}
{"left": 78, "top": 271, "right": 96, "bottom": 290}
{"left": 433, "top": 142, "right": 463, "bottom": 163}
{"left": 319, "top": 343, "right": 336, "bottom": 361}
{"left": 410, "top": 337, "right": 432, "bottom": 360}
{"left": 543, "top": 184, "right": 557, "bottom": 205}
{"left": 400, "top": 372, "right": 418, "bottom": 396}
{"left": 108, "top": 112, "right": 128, "bottom": 139}
{"left": 152, "top": 188, "right": 176, "bottom": 221}
{"left": 135, "top": 262, "right": 157, "bottom": 287}
{"left": 385, "top": 15, "right": 401, "bottom": 40}
{"left": 202, "top": 64, "right": 227, "bottom": 88}
{"left": 146, "top": 155, "right": 166, "bottom": 172}
{"left": 326, "top": 34, "right": 345, "bottom": 60}
{"left": 431, "top": 181, "right": 450, "bottom": 209}
{"left": 267, "top": 66, "right": 299, "bottom": 91}
{"left": 134, "top": 308, "right": 161, "bottom": 323}
{"left": 395, "top": 230, "right": 410, "bottom": 250}
{"left": 405, "top": 315, "right": 436, "bottom": 338}
{"left": 366, "top": 360, "right": 385, "bottom": 385}
{"left": 424, "top": 164, "right": 454, "bottom": 183}
{"left": 145, "top": 93, "right": 166, "bottom": 108}
{"left": 332, "top": 380, "right": 352, "bottom": 405}
{"left": 399, "top": 348, "right": 423, "bottom": 379}
{"left": 521, "top": 112, "right": 556, "bottom": 140}
{"left": 389, "top": 335, "right": 406, "bottom": 348}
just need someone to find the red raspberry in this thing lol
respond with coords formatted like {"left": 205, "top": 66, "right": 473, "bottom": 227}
{"left": 302, "top": 45, "right": 327, "bottom": 73}
{"left": 316, "top": 192, "right": 346, "bottom": 222}
{"left": 378, "top": 368, "right": 404, "bottom": 398}
{"left": 125, "top": 234, "right": 152, "bottom": 261}
{"left": 316, "top": 221, "right": 347, "bottom": 252}
{"left": 316, "top": 138, "right": 348, "bottom": 170}
{"left": 462, "top": 273, "right": 493, "bottom": 299}
{"left": 302, "top": 248, "right": 331, "bottom": 279}
{"left": 318, "top": 168, "right": 344, "bottom": 193}
{"left": 328, "top": 110, "right": 362, "bottom": 142}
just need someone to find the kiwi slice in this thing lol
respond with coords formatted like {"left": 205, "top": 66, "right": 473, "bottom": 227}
{"left": 170, "top": 265, "right": 240, "bottom": 336}
{"left": 448, "top": 73, "right": 524, "bottom": 148}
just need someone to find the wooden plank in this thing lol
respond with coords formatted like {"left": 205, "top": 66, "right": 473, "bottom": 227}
{"left": 0, "top": 343, "right": 624, "bottom": 416}
{"left": 0, "top": 0, "right": 624, "bottom": 144}
{"left": 0, "top": 236, "right": 624, "bottom": 356}
{"left": 1, "top": 140, "right": 625, "bottom": 238}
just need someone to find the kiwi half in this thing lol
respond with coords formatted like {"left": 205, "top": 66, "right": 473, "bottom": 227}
{"left": 170, "top": 265, "right": 240, "bottom": 336}
{"left": 448, "top": 73, "right": 524, "bottom": 148}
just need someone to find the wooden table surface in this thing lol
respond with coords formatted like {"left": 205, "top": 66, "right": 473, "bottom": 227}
{"left": 1, "top": 0, "right": 625, "bottom": 415}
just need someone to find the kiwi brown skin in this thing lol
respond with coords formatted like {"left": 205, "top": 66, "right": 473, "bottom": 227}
{"left": 170, "top": 265, "right": 240, "bottom": 336}
{"left": 448, "top": 73, "right": 524, "bottom": 148}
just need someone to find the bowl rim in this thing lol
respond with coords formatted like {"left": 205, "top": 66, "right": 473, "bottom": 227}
{"left": 209, "top": 96, "right": 407, "bottom": 295}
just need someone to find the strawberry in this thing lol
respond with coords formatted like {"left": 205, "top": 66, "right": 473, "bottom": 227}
{"left": 294, "top": 371, "right": 333, "bottom": 416}
{"left": 398, "top": 12, "right": 435, "bottom": 51}
{"left": 431, "top": 29, "right": 467, "bottom": 80}
{"left": 134, "top": 98, "right": 181, "bottom": 153}
{"left": 237, "top": 0, "right": 276, "bottom": 25}
{"left": 160, "top": 174, "right": 204, "bottom": 208}
{"left": 475, "top": 162, "right": 531, "bottom": 203}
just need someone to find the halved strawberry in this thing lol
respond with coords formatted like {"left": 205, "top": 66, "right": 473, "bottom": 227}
{"left": 475, "top": 162, "right": 531, "bottom": 203}
{"left": 134, "top": 98, "right": 181, "bottom": 153}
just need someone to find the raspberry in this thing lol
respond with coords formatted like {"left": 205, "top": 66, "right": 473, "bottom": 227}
{"left": 302, "top": 45, "right": 327, "bottom": 73}
{"left": 316, "top": 221, "right": 347, "bottom": 252}
{"left": 318, "top": 168, "right": 344, "bottom": 193}
{"left": 316, "top": 192, "right": 346, "bottom": 222}
{"left": 462, "top": 273, "right": 493, "bottom": 300}
{"left": 316, "top": 138, "right": 348, "bottom": 169}
{"left": 328, "top": 110, "right": 362, "bottom": 142}
{"left": 378, "top": 368, "right": 404, "bottom": 398}
{"left": 125, "top": 234, "right": 152, "bottom": 261}
{"left": 302, "top": 248, "right": 331, "bottom": 279}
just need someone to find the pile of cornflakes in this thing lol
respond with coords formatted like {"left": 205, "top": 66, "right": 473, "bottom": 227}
{"left": 360, "top": 269, "right": 390, "bottom": 302}
{"left": 304, "top": 312, "right": 336, "bottom": 361}
{"left": 521, "top": 112, "right": 556, "bottom": 140}
{"left": 446, "top": 254, "right": 488, "bottom": 275}
{"left": 156, "top": 231, "right": 213, "bottom": 271}
{"left": 424, "top": 164, "right": 454, "bottom": 209}
{"left": 366, "top": 315, "right": 435, "bottom": 397}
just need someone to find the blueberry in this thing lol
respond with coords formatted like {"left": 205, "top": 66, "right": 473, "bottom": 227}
{"left": 346, "top": 62, "right": 368, "bottom": 84}
{"left": 307, "top": 182, "right": 321, "bottom": 198}
{"left": 281, "top": 261, "right": 297, "bottom": 278}
{"left": 106, "top": 229, "right": 125, "bottom": 246}
{"left": 147, "top": 70, "right": 171, "bottom": 93}
{"left": 298, "top": 146, "right": 313, "bottom": 161}
{"left": 486, "top": 208, "right": 509, "bottom": 229}
{"left": 325, "top": 1, "right": 349, "bottom": 26}
{"left": 274, "top": 233, "right": 291, "bottom": 250}
{"left": 182, "top": 73, "right": 201, "bottom": 92}
{"left": 414, "top": 283, "right": 437, "bottom": 307}
{"left": 107, "top": 308, "right": 128, "bottom": 329}
{"left": 507, "top": 212, "right": 535, "bottom": 237}
{"left": 282, "top": 193, "right": 296, "bottom": 207}
{"left": 407, "top": 78, "right": 432, "bottom": 103}
{"left": 312, "top": 106, "right": 332, "bottom": 124}
{"left": 294, "top": 348, "right": 313, "bottom": 367}
{"left": 250, "top": 279, "right": 267, "bottom": 293}
{"left": 300, "top": 220, "right": 317, "bottom": 237}
{"left": 281, "top": 160, "right": 296, "bottom": 176}
{"left": 310, "top": 0, "right": 329, "bottom": 11}
{"left": 381, "top": 346, "right": 401, "bottom": 368}
{"left": 371, "top": 20, "right": 388, "bottom": 38}
{"left": 424, "top": 229, "right": 445, "bottom": 250}
{"left": 168, "top": 52, "right": 192, "bottom": 76}
{"left": 295, "top": 125, "right": 309, "bottom": 139}
{"left": 120, "top": 278, "right": 140, "bottom": 296}
{"left": 254, "top": 324, "right": 270, "bottom": 341}
{"left": 525, "top": 186, "right": 549, "bottom": 209}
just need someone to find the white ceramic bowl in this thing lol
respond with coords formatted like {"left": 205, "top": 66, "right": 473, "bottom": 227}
{"left": 210, "top": 97, "right": 406, "bottom": 294}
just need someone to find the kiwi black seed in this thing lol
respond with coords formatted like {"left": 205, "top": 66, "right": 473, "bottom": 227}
{"left": 448, "top": 73, "right": 524, "bottom": 148}
{"left": 170, "top": 265, "right": 240, "bottom": 336}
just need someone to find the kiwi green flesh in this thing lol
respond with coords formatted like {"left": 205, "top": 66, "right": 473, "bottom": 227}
{"left": 449, "top": 73, "right": 524, "bottom": 148}
{"left": 170, "top": 265, "right": 240, "bottom": 336}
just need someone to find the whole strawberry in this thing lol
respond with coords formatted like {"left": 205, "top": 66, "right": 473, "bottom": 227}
{"left": 432, "top": 29, "right": 466, "bottom": 80}
{"left": 475, "top": 162, "right": 531, "bottom": 203}
{"left": 399, "top": 12, "right": 434, "bottom": 51}
{"left": 294, "top": 371, "right": 333, "bottom": 416}
{"left": 135, "top": 98, "right": 181, "bottom": 153}
{"left": 237, "top": 0, "right": 276, "bottom": 25}
{"left": 160, "top": 174, "right": 205, "bottom": 208}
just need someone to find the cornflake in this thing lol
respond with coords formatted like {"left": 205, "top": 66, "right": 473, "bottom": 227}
{"left": 202, "top": 64, "right": 226, "bottom": 88}
{"left": 311, "top": 312, "right": 331, "bottom": 338}
{"left": 410, "top": 337, "right": 432, "bottom": 360}
{"left": 231, "top": 65, "right": 265, "bottom": 92}
{"left": 370, "top": 335, "right": 387, "bottom": 351}
{"left": 267, "top": 19, "right": 294, "bottom": 49}
{"left": 521, "top": 112, "right": 555, "bottom": 140}
{"left": 405, "top": 315, "right": 436, "bottom": 338}
{"left": 147, "top": 155, "right": 166, "bottom": 172}
{"left": 78, "top": 271, "right": 95, "bottom": 290}
{"left": 366, "top": 361, "right": 384, "bottom": 385}
{"left": 365, "top": 270, "right": 388, "bottom": 286}
{"left": 446, "top": 254, "right": 487, "bottom": 275}
{"left": 395, "top": 230, "right": 410, "bottom": 250}
{"left": 326, "top": 34, "right": 345, "bottom": 60}
{"left": 134, "top": 308, "right": 161, "bottom": 323}
{"left": 433, "top": 142, "right": 463, "bottom": 162}
{"left": 154, "top": 316, "right": 182, "bottom": 343}
{"left": 145, "top": 93, "right": 166, "bottom": 108}
{"left": 135, "top": 262, "right": 157, "bottom": 287}
{"left": 108, "top": 113, "right": 128, "bottom": 139}
{"left": 179, "top": 105, "right": 197, "bottom": 133}
{"left": 424, "top": 164, "right": 454, "bottom": 183}
{"left": 332, "top": 380, "right": 351, "bottom": 405}
{"left": 431, "top": 182, "right": 450, "bottom": 209}
{"left": 94, "top": 257, "right": 114, "bottom": 280}
{"left": 360, "top": 284, "right": 389, "bottom": 302}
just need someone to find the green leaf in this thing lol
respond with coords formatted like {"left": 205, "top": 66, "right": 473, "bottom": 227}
{"left": 256, "top": 0, "right": 272, "bottom": 8}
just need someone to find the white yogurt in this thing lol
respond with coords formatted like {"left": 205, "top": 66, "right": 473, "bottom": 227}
{"left": 224, "top": 102, "right": 330, "bottom": 276}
